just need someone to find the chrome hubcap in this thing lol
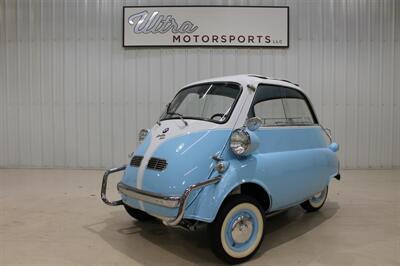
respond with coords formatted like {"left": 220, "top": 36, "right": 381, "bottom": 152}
{"left": 312, "top": 192, "right": 322, "bottom": 200}
{"left": 231, "top": 215, "right": 253, "bottom": 244}
{"left": 310, "top": 187, "right": 327, "bottom": 205}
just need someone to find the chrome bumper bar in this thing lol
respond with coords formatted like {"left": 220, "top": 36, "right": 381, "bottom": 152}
{"left": 117, "top": 182, "right": 180, "bottom": 208}
{"left": 100, "top": 165, "right": 126, "bottom": 206}
{"left": 101, "top": 164, "right": 221, "bottom": 226}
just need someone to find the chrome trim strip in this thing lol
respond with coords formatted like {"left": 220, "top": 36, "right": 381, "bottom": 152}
{"left": 101, "top": 165, "right": 126, "bottom": 206}
{"left": 320, "top": 125, "right": 333, "bottom": 143}
{"left": 118, "top": 175, "right": 222, "bottom": 226}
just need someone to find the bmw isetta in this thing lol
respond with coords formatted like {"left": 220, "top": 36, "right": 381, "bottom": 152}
{"left": 101, "top": 74, "right": 340, "bottom": 264}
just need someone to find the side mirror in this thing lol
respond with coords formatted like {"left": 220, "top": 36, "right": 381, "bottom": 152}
{"left": 245, "top": 117, "right": 262, "bottom": 131}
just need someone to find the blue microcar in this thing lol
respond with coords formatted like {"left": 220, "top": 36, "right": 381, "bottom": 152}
{"left": 101, "top": 74, "right": 340, "bottom": 264}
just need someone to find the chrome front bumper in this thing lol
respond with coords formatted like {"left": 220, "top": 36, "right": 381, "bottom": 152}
{"left": 101, "top": 165, "right": 222, "bottom": 226}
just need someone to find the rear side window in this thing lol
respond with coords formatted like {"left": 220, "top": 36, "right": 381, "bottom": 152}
{"left": 282, "top": 98, "right": 315, "bottom": 125}
{"left": 254, "top": 99, "right": 287, "bottom": 126}
{"left": 249, "top": 85, "right": 317, "bottom": 127}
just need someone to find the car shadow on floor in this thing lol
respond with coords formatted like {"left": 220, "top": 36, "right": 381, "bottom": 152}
{"left": 85, "top": 201, "right": 338, "bottom": 265}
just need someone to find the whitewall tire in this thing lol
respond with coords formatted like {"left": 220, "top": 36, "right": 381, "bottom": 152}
{"left": 208, "top": 195, "right": 265, "bottom": 264}
{"left": 301, "top": 186, "right": 328, "bottom": 212}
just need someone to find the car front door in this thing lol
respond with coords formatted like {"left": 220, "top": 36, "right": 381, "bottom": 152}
{"left": 248, "top": 84, "right": 329, "bottom": 210}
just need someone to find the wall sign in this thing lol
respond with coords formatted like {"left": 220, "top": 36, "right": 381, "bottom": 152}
{"left": 123, "top": 6, "right": 289, "bottom": 48}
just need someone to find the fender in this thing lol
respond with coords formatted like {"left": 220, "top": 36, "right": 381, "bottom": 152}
{"left": 184, "top": 166, "right": 272, "bottom": 223}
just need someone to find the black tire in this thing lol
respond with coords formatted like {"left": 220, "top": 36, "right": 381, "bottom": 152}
{"left": 123, "top": 203, "right": 154, "bottom": 221}
{"left": 208, "top": 195, "right": 265, "bottom": 264}
{"left": 301, "top": 186, "right": 328, "bottom": 212}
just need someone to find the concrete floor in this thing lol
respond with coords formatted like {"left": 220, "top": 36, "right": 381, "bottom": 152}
{"left": 0, "top": 169, "right": 399, "bottom": 266}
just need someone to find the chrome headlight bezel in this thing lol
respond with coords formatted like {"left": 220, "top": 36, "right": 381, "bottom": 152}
{"left": 138, "top": 129, "right": 149, "bottom": 143}
{"left": 229, "top": 128, "right": 251, "bottom": 156}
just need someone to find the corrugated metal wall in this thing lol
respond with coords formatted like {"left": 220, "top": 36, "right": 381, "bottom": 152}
{"left": 0, "top": 0, "right": 399, "bottom": 169}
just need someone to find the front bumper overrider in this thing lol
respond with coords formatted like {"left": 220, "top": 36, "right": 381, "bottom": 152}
{"left": 101, "top": 165, "right": 222, "bottom": 226}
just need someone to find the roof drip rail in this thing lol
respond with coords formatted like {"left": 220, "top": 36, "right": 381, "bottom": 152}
{"left": 277, "top": 79, "right": 299, "bottom": 87}
{"left": 248, "top": 75, "right": 299, "bottom": 87}
{"left": 248, "top": 74, "right": 270, "bottom": 80}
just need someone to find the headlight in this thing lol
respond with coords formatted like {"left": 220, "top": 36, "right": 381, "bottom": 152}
{"left": 230, "top": 129, "right": 251, "bottom": 156}
{"left": 138, "top": 129, "right": 149, "bottom": 143}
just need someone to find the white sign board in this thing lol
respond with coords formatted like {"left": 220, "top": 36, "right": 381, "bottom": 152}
{"left": 123, "top": 6, "right": 289, "bottom": 48}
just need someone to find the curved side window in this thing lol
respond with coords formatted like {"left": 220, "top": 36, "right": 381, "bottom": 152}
{"left": 248, "top": 85, "right": 317, "bottom": 127}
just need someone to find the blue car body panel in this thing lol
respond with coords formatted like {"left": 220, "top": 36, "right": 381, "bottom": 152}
{"left": 121, "top": 125, "right": 338, "bottom": 222}
{"left": 186, "top": 126, "right": 338, "bottom": 222}
{"left": 121, "top": 129, "right": 232, "bottom": 218}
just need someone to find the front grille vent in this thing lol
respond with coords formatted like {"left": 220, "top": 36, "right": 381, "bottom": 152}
{"left": 130, "top": 156, "right": 143, "bottom": 167}
{"left": 147, "top": 157, "right": 168, "bottom": 171}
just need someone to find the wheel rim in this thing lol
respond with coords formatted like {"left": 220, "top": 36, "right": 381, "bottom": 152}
{"left": 309, "top": 186, "right": 328, "bottom": 208}
{"left": 220, "top": 203, "right": 263, "bottom": 258}
{"left": 231, "top": 214, "right": 253, "bottom": 244}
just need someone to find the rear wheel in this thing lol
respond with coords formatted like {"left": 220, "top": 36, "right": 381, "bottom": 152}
{"left": 123, "top": 204, "right": 154, "bottom": 221}
{"left": 301, "top": 186, "right": 328, "bottom": 212}
{"left": 208, "top": 195, "right": 265, "bottom": 264}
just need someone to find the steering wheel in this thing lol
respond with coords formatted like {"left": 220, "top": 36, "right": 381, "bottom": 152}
{"left": 210, "top": 113, "right": 225, "bottom": 121}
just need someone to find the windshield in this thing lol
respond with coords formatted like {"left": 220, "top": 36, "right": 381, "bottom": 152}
{"left": 160, "top": 83, "right": 241, "bottom": 124}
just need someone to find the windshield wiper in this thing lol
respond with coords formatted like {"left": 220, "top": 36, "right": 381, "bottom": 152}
{"left": 166, "top": 103, "right": 188, "bottom": 126}
{"left": 167, "top": 111, "right": 188, "bottom": 126}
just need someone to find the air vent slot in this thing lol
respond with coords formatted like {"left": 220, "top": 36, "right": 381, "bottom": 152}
{"left": 130, "top": 156, "right": 143, "bottom": 167}
{"left": 147, "top": 157, "right": 168, "bottom": 171}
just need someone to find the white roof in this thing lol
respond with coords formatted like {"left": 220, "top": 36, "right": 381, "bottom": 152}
{"left": 185, "top": 74, "right": 304, "bottom": 94}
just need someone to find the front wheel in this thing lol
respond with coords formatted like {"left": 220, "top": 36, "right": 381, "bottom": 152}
{"left": 301, "top": 186, "right": 328, "bottom": 212}
{"left": 123, "top": 203, "right": 154, "bottom": 221}
{"left": 208, "top": 195, "right": 265, "bottom": 264}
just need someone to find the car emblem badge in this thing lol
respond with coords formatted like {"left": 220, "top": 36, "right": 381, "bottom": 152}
{"left": 162, "top": 128, "right": 169, "bottom": 133}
